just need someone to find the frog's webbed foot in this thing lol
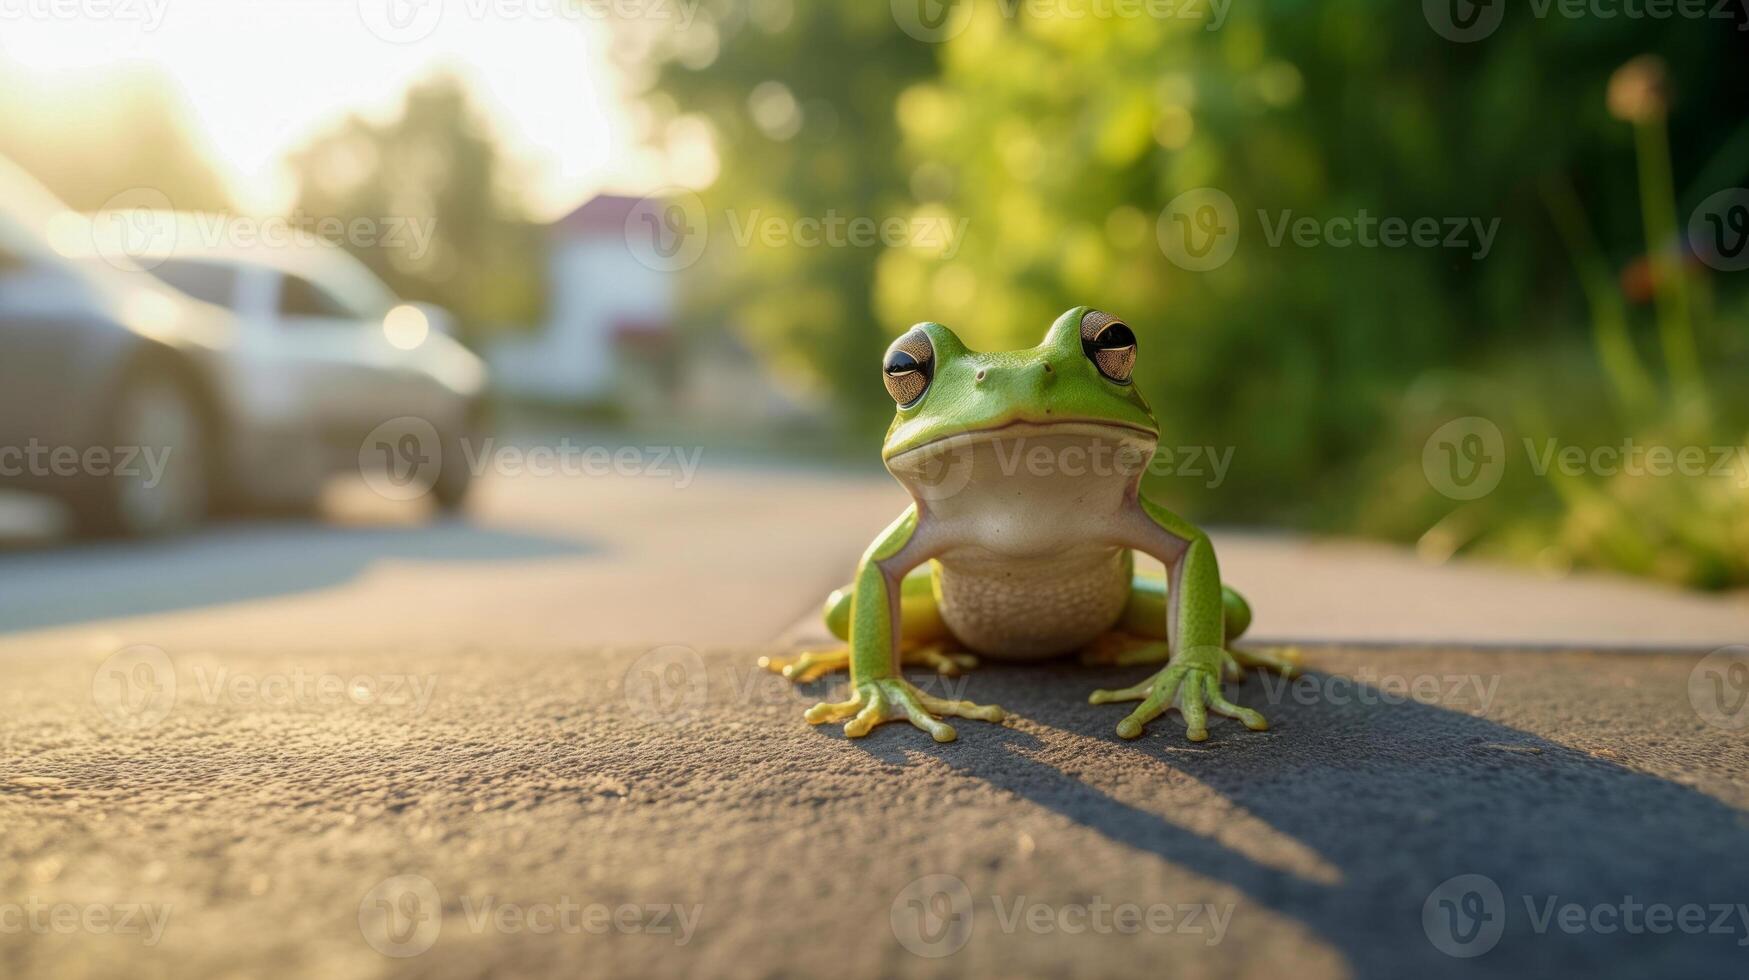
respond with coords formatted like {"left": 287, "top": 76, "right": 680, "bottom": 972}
{"left": 805, "top": 677, "right": 1004, "bottom": 742}
{"left": 760, "top": 644, "right": 977, "bottom": 683}
{"left": 1222, "top": 645, "right": 1302, "bottom": 681}
{"left": 1090, "top": 656, "right": 1269, "bottom": 742}
{"left": 1079, "top": 633, "right": 1171, "bottom": 667}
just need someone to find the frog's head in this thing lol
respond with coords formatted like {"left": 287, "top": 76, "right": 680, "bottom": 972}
{"left": 880, "top": 306, "right": 1159, "bottom": 489}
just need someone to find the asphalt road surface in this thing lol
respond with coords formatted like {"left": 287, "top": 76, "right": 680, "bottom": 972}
{"left": 2, "top": 435, "right": 1746, "bottom": 979}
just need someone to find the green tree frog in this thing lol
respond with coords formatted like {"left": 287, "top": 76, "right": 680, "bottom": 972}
{"left": 762, "top": 307, "right": 1298, "bottom": 742}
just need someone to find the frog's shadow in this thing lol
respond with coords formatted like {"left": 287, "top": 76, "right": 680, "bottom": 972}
{"left": 839, "top": 660, "right": 1749, "bottom": 980}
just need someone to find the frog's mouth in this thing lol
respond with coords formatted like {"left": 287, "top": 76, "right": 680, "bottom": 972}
{"left": 886, "top": 419, "right": 1159, "bottom": 473}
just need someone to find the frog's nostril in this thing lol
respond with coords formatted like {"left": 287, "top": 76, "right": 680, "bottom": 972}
{"left": 975, "top": 369, "right": 987, "bottom": 383}
{"left": 1042, "top": 363, "right": 1053, "bottom": 374}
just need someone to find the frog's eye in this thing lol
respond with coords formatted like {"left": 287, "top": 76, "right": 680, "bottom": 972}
{"left": 1080, "top": 310, "right": 1136, "bottom": 384}
{"left": 883, "top": 330, "right": 934, "bottom": 407}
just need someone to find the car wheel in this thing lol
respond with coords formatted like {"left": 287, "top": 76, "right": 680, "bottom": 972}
{"left": 71, "top": 367, "right": 210, "bottom": 537}
{"left": 431, "top": 423, "right": 475, "bottom": 512}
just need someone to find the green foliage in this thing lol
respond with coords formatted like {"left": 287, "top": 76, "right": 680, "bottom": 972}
{"left": 288, "top": 75, "right": 543, "bottom": 338}
{"left": 649, "top": 1, "right": 1749, "bottom": 586}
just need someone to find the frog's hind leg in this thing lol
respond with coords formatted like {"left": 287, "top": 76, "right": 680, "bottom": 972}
{"left": 759, "top": 563, "right": 976, "bottom": 682}
{"left": 1082, "top": 570, "right": 1297, "bottom": 678}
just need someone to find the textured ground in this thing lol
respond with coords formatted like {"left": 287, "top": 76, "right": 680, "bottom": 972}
{"left": 1, "top": 440, "right": 1746, "bottom": 978}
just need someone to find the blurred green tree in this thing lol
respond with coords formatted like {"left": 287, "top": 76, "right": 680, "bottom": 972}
{"left": 287, "top": 75, "right": 543, "bottom": 338}
{"left": 642, "top": 1, "right": 1749, "bottom": 585}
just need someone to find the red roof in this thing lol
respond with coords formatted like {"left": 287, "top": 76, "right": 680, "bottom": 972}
{"left": 551, "top": 194, "right": 648, "bottom": 237}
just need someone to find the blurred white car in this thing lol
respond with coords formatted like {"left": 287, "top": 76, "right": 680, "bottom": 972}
{"left": 0, "top": 159, "right": 487, "bottom": 536}
{"left": 130, "top": 220, "right": 491, "bottom": 516}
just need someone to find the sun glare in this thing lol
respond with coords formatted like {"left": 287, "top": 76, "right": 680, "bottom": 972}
{"left": 0, "top": 0, "right": 675, "bottom": 217}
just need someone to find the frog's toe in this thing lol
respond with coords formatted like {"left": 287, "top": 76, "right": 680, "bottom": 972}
{"left": 760, "top": 647, "right": 850, "bottom": 683}
{"left": 804, "top": 695, "right": 863, "bottom": 724}
{"left": 808, "top": 678, "right": 1002, "bottom": 741}
{"left": 1079, "top": 633, "right": 1171, "bottom": 667}
{"left": 910, "top": 645, "right": 979, "bottom": 676}
{"left": 1229, "top": 645, "right": 1302, "bottom": 679}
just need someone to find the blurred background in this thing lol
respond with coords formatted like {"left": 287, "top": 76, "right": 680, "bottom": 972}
{"left": 3, "top": 0, "right": 1749, "bottom": 590}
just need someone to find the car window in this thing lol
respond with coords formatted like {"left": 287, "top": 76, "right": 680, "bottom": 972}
{"left": 278, "top": 273, "right": 355, "bottom": 319}
{"left": 149, "top": 259, "right": 240, "bottom": 309}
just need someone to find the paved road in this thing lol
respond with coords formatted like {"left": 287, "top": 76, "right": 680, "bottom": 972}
{"left": 1, "top": 438, "right": 1746, "bottom": 978}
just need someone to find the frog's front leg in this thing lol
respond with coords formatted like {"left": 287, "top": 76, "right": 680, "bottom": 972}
{"left": 758, "top": 567, "right": 977, "bottom": 681}
{"left": 1089, "top": 498, "right": 1271, "bottom": 742}
{"left": 1085, "top": 578, "right": 1300, "bottom": 680}
{"left": 801, "top": 508, "right": 1004, "bottom": 742}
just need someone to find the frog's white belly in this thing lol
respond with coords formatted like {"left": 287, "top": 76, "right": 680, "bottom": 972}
{"left": 935, "top": 546, "right": 1130, "bottom": 659}
{"left": 892, "top": 422, "right": 1153, "bottom": 660}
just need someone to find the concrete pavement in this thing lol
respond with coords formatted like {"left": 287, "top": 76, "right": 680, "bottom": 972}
{"left": 1, "top": 438, "right": 1746, "bottom": 978}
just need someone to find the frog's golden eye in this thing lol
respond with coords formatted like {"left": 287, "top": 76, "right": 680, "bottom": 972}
{"left": 882, "top": 330, "right": 934, "bottom": 407}
{"left": 1080, "top": 310, "right": 1136, "bottom": 384}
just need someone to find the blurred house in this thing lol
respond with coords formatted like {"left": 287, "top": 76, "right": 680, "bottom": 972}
{"left": 489, "top": 193, "right": 819, "bottom": 429}
{"left": 489, "top": 195, "right": 674, "bottom": 409}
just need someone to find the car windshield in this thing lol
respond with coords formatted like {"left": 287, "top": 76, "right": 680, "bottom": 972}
{"left": 149, "top": 259, "right": 241, "bottom": 309}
